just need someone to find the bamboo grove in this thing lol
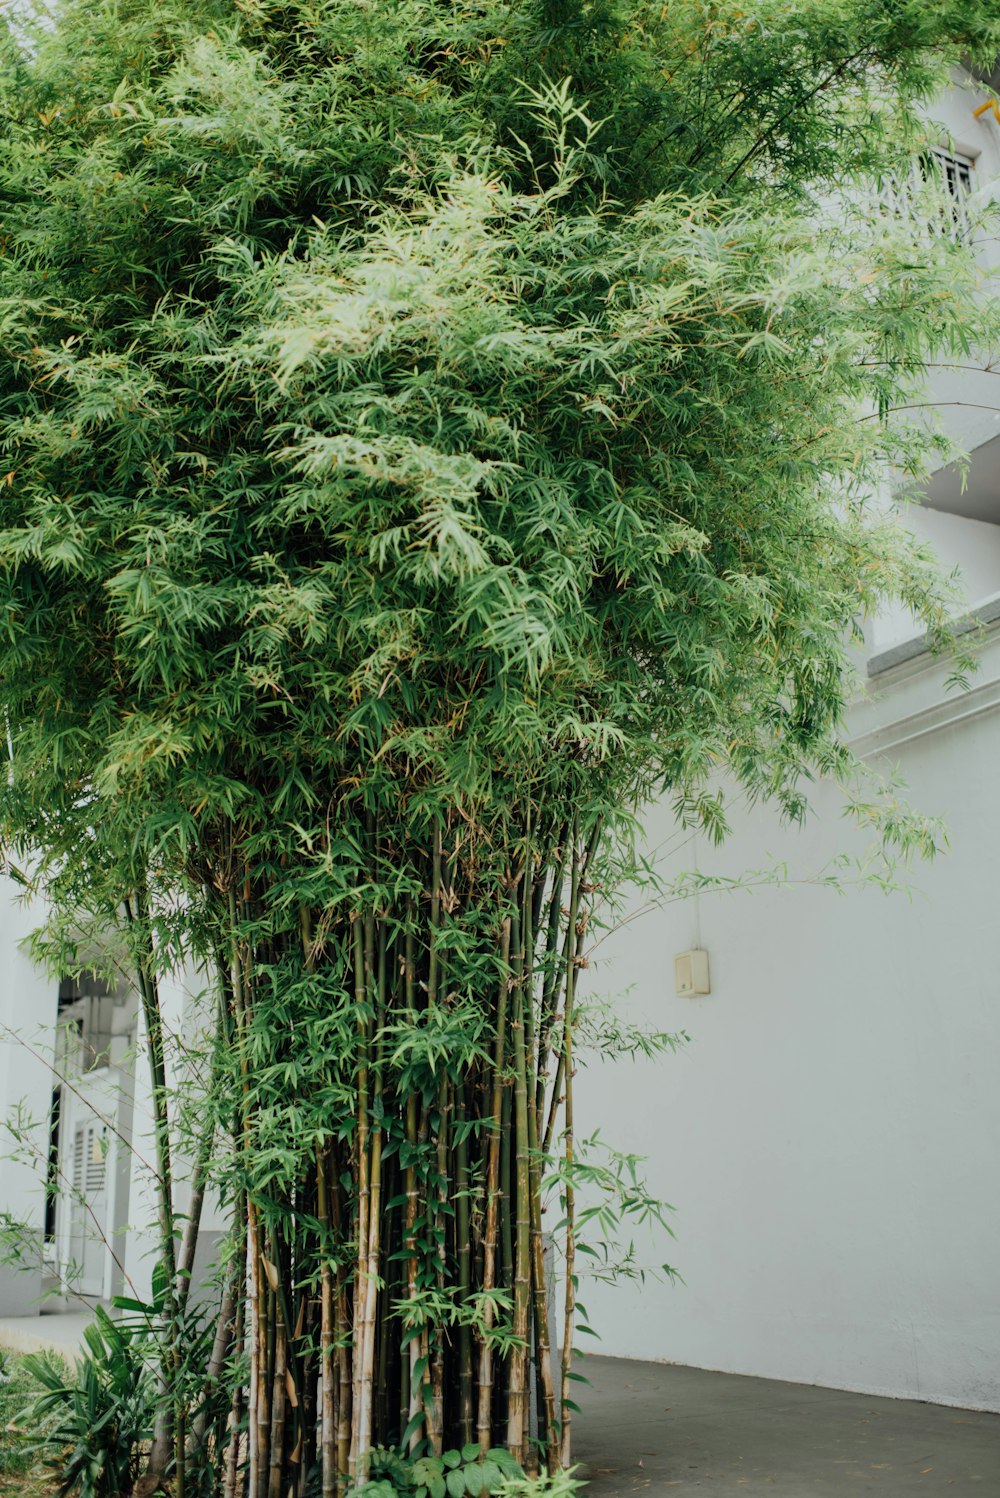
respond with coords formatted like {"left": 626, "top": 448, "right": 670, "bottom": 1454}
{"left": 206, "top": 807, "right": 608, "bottom": 1494}
{"left": 2, "top": 0, "right": 1000, "bottom": 1494}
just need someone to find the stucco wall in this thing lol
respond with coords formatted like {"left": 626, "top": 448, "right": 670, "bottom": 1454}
{"left": 0, "top": 882, "right": 57, "bottom": 1313}
{"left": 870, "top": 506, "right": 1000, "bottom": 650}
{"left": 572, "top": 632, "right": 1000, "bottom": 1411}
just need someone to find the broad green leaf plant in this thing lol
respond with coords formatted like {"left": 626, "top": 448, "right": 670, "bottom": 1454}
{"left": 2, "top": 1, "right": 999, "bottom": 1494}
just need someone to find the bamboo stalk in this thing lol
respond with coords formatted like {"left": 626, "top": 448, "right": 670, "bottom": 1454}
{"left": 187, "top": 1221, "right": 242, "bottom": 1458}
{"left": 506, "top": 898, "right": 532, "bottom": 1463}
{"left": 455, "top": 1080, "right": 473, "bottom": 1449}
{"left": 355, "top": 913, "right": 384, "bottom": 1480}
{"left": 400, "top": 898, "right": 426, "bottom": 1451}
{"left": 317, "top": 1149, "right": 337, "bottom": 1498}
{"left": 559, "top": 1031, "right": 576, "bottom": 1470}
{"left": 331, "top": 1171, "right": 353, "bottom": 1494}
{"left": 246, "top": 1206, "right": 263, "bottom": 1498}
{"left": 426, "top": 829, "right": 446, "bottom": 1453}
{"left": 226, "top": 876, "right": 267, "bottom": 1498}
{"left": 375, "top": 924, "right": 394, "bottom": 1444}
{"left": 528, "top": 1159, "right": 558, "bottom": 1474}
{"left": 260, "top": 1275, "right": 275, "bottom": 1498}
{"left": 403, "top": 1086, "right": 422, "bottom": 1452}
{"left": 294, "top": 1260, "right": 314, "bottom": 1495}
{"left": 525, "top": 885, "right": 560, "bottom": 1475}
{"left": 499, "top": 1082, "right": 513, "bottom": 1298}
{"left": 542, "top": 820, "right": 601, "bottom": 1158}
{"left": 399, "top": 1324, "right": 411, "bottom": 1446}
{"left": 375, "top": 1153, "right": 394, "bottom": 1442}
{"left": 268, "top": 1279, "right": 288, "bottom": 1498}
{"left": 558, "top": 827, "right": 594, "bottom": 1469}
{"left": 429, "top": 1075, "right": 449, "bottom": 1456}
{"left": 350, "top": 915, "right": 369, "bottom": 1481}
{"left": 477, "top": 914, "right": 512, "bottom": 1456}
{"left": 222, "top": 1286, "right": 246, "bottom": 1498}
{"left": 175, "top": 1094, "right": 215, "bottom": 1315}
{"left": 534, "top": 836, "right": 570, "bottom": 1122}
{"left": 428, "top": 829, "right": 442, "bottom": 1007}
{"left": 123, "top": 895, "right": 179, "bottom": 1492}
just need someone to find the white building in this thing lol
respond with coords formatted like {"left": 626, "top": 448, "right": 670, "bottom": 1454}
{"left": 1, "top": 68, "right": 998, "bottom": 1412}
{"left": 0, "top": 918, "right": 223, "bottom": 1317}
{"left": 574, "top": 73, "right": 1000, "bottom": 1414}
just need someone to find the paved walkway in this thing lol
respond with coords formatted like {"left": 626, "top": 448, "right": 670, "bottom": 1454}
{"left": 0, "top": 1311, "right": 91, "bottom": 1361}
{"left": 572, "top": 1356, "right": 1000, "bottom": 1494}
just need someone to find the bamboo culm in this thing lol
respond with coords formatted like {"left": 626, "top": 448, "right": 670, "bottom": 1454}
{"left": 182, "top": 813, "right": 601, "bottom": 1494}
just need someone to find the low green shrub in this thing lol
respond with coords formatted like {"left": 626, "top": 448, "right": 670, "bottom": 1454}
{"left": 1, "top": 1345, "right": 58, "bottom": 1482}
{"left": 351, "top": 1446, "right": 582, "bottom": 1498}
{"left": 352, "top": 1443, "right": 520, "bottom": 1498}
{"left": 21, "top": 1307, "right": 153, "bottom": 1498}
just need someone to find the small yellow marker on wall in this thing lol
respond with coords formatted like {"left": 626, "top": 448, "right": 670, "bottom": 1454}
{"left": 973, "top": 97, "right": 1000, "bottom": 127}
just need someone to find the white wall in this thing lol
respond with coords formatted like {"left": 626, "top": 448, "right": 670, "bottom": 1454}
{"left": 574, "top": 631, "right": 1000, "bottom": 1411}
{"left": 871, "top": 506, "right": 1000, "bottom": 650}
{"left": 0, "top": 882, "right": 58, "bottom": 1312}
{"left": 0, "top": 877, "right": 230, "bottom": 1316}
{"left": 911, "top": 506, "right": 1000, "bottom": 600}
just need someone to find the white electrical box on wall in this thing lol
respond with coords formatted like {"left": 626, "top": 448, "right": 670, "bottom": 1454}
{"left": 674, "top": 948, "right": 710, "bottom": 996}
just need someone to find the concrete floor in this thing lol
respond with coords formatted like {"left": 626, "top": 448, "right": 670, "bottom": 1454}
{"left": 0, "top": 1310, "right": 90, "bottom": 1361}
{"left": 572, "top": 1356, "right": 1000, "bottom": 1494}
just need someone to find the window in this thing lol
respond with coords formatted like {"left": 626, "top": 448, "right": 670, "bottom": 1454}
{"left": 879, "top": 146, "right": 975, "bottom": 238}
{"left": 921, "top": 147, "right": 975, "bottom": 234}
{"left": 927, "top": 146, "right": 974, "bottom": 202}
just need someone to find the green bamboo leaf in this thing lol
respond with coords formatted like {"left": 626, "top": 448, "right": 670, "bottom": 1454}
{"left": 403, "top": 1411, "right": 428, "bottom": 1448}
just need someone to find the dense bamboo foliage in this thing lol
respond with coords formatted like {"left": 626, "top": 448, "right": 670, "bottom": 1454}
{"left": 2, "top": 0, "right": 1000, "bottom": 1493}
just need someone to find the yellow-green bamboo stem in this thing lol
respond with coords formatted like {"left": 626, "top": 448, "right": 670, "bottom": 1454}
{"left": 558, "top": 833, "right": 592, "bottom": 1468}
{"left": 356, "top": 916, "right": 384, "bottom": 1480}
{"left": 477, "top": 914, "right": 512, "bottom": 1455}
{"left": 123, "top": 896, "right": 179, "bottom": 1491}
{"left": 455, "top": 1080, "right": 473, "bottom": 1448}
{"left": 429, "top": 1075, "right": 450, "bottom": 1456}
{"left": 403, "top": 907, "right": 424, "bottom": 1452}
{"left": 542, "top": 820, "right": 601, "bottom": 1157}
{"left": 330, "top": 1175, "right": 352, "bottom": 1496}
{"left": 350, "top": 916, "right": 369, "bottom": 1481}
{"left": 506, "top": 899, "right": 532, "bottom": 1463}
{"left": 221, "top": 1285, "right": 246, "bottom": 1498}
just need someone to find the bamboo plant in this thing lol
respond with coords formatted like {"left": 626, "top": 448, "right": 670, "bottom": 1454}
{"left": 2, "top": 0, "right": 999, "bottom": 1494}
